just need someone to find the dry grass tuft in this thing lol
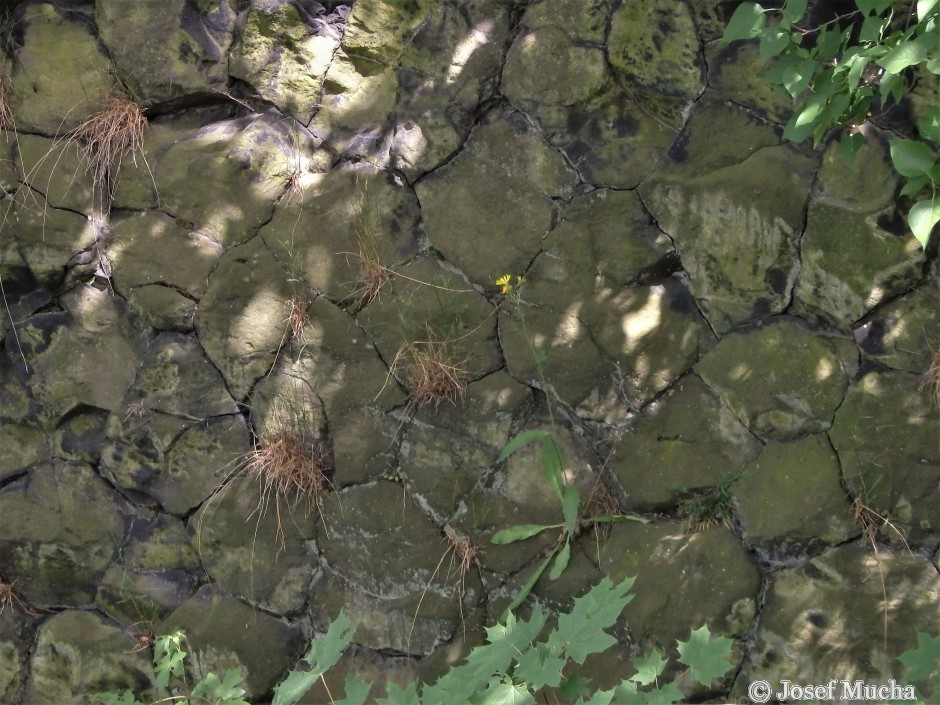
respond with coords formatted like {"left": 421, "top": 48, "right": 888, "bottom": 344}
{"left": 394, "top": 333, "right": 468, "bottom": 410}
{"left": 0, "top": 77, "right": 12, "bottom": 132}
{"left": 918, "top": 347, "right": 940, "bottom": 408}
{"left": 285, "top": 297, "right": 310, "bottom": 342}
{"left": 244, "top": 432, "right": 330, "bottom": 508}
{"left": 71, "top": 93, "right": 147, "bottom": 194}
{"left": 0, "top": 579, "right": 39, "bottom": 617}
{"left": 243, "top": 429, "right": 331, "bottom": 551}
{"left": 352, "top": 244, "right": 390, "bottom": 305}
{"left": 443, "top": 526, "right": 482, "bottom": 587}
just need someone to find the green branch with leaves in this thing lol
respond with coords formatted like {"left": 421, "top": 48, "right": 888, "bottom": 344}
{"left": 722, "top": 0, "right": 940, "bottom": 246}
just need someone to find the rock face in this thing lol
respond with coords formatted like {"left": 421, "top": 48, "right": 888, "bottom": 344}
{"left": 0, "top": 0, "right": 938, "bottom": 703}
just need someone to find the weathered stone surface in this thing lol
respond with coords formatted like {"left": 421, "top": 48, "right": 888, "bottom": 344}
{"left": 706, "top": 40, "right": 793, "bottom": 124}
{"left": 830, "top": 369, "right": 940, "bottom": 541}
{"left": 608, "top": 0, "right": 705, "bottom": 126}
{"left": 15, "top": 135, "right": 97, "bottom": 214}
{"left": 195, "top": 237, "right": 294, "bottom": 400}
{"left": 855, "top": 284, "right": 940, "bottom": 373}
{"left": 318, "top": 481, "right": 461, "bottom": 653}
{"left": 794, "top": 202, "right": 924, "bottom": 328}
{"left": 611, "top": 374, "right": 761, "bottom": 511}
{"left": 665, "top": 92, "right": 781, "bottom": 178}
{"left": 735, "top": 434, "right": 857, "bottom": 554}
{"left": 12, "top": 192, "right": 98, "bottom": 288}
{"left": 192, "top": 476, "right": 318, "bottom": 616}
{"left": 153, "top": 113, "right": 305, "bottom": 248}
{"left": 501, "top": 276, "right": 714, "bottom": 420}
{"left": 15, "top": 288, "right": 145, "bottom": 423}
{"left": 391, "top": 0, "right": 509, "bottom": 176}
{"left": 95, "top": 516, "right": 200, "bottom": 623}
{"left": 52, "top": 408, "right": 108, "bottom": 464}
{"left": 737, "top": 544, "right": 940, "bottom": 702}
{"left": 230, "top": 0, "right": 341, "bottom": 122}
{"left": 640, "top": 146, "right": 816, "bottom": 332}
{"left": 24, "top": 611, "right": 153, "bottom": 705}
{"left": 416, "top": 114, "right": 578, "bottom": 284}
{"left": 0, "top": 610, "right": 27, "bottom": 705}
{"left": 96, "top": 0, "right": 236, "bottom": 102}
{"left": 816, "top": 133, "right": 900, "bottom": 212}
{"left": 695, "top": 318, "right": 856, "bottom": 441}
{"left": 522, "top": 188, "right": 675, "bottom": 306}
{"left": 599, "top": 522, "right": 761, "bottom": 649}
{"left": 107, "top": 211, "right": 223, "bottom": 300}
{"left": 10, "top": 4, "right": 113, "bottom": 135}
{"left": 125, "top": 285, "right": 197, "bottom": 332}
{"left": 260, "top": 163, "right": 421, "bottom": 302}
{"left": 503, "top": 26, "right": 607, "bottom": 111}
{"left": 0, "top": 460, "right": 126, "bottom": 607}
{"left": 126, "top": 333, "right": 238, "bottom": 419}
{"left": 357, "top": 256, "right": 501, "bottom": 383}
{"left": 102, "top": 411, "right": 250, "bottom": 515}
{"left": 0, "top": 422, "right": 48, "bottom": 481}
{"left": 159, "top": 588, "right": 304, "bottom": 699}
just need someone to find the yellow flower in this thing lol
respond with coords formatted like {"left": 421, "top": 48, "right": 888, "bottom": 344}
{"left": 495, "top": 274, "right": 513, "bottom": 294}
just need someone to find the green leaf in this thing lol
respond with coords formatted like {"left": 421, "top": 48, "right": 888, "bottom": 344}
{"left": 491, "top": 523, "right": 554, "bottom": 544}
{"left": 879, "top": 70, "right": 904, "bottom": 106}
{"left": 782, "top": 112, "right": 817, "bottom": 143}
{"left": 560, "top": 673, "right": 593, "bottom": 701}
{"left": 816, "top": 27, "right": 848, "bottom": 62}
{"left": 630, "top": 649, "right": 668, "bottom": 686}
{"left": 548, "top": 540, "right": 571, "bottom": 580}
{"left": 845, "top": 52, "right": 870, "bottom": 89}
{"left": 552, "top": 576, "right": 635, "bottom": 664}
{"left": 890, "top": 139, "right": 936, "bottom": 177}
{"left": 273, "top": 612, "right": 357, "bottom": 705}
{"left": 898, "top": 631, "right": 940, "bottom": 684}
{"left": 336, "top": 675, "right": 372, "bottom": 705}
{"left": 856, "top": 0, "right": 893, "bottom": 14}
{"left": 561, "top": 486, "right": 580, "bottom": 535}
{"left": 540, "top": 436, "right": 564, "bottom": 501}
{"left": 376, "top": 680, "right": 421, "bottom": 705}
{"left": 721, "top": 2, "right": 766, "bottom": 44}
{"left": 782, "top": 57, "right": 817, "bottom": 99}
{"left": 759, "top": 26, "right": 792, "bottom": 62}
{"left": 858, "top": 13, "right": 887, "bottom": 43}
{"left": 918, "top": 0, "right": 940, "bottom": 20}
{"left": 676, "top": 626, "right": 735, "bottom": 686}
{"left": 499, "top": 553, "right": 554, "bottom": 621}
{"left": 644, "top": 682, "right": 683, "bottom": 705}
{"left": 498, "top": 430, "right": 551, "bottom": 462}
{"left": 837, "top": 133, "right": 865, "bottom": 165}
{"left": 900, "top": 174, "right": 930, "bottom": 197}
{"left": 782, "top": 0, "right": 808, "bottom": 24}
{"left": 908, "top": 196, "right": 940, "bottom": 248}
{"left": 514, "top": 642, "right": 567, "bottom": 690}
{"left": 472, "top": 679, "right": 536, "bottom": 705}
{"left": 918, "top": 105, "right": 940, "bottom": 142}
{"left": 878, "top": 37, "right": 930, "bottom": 73}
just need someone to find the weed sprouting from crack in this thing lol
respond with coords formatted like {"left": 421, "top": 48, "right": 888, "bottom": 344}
{"left": 350, "top": 242, "right": 390, "bottom": 305}
{"left": 70, "top": 93, "right": 147, "bottom": 202}
{"left": 851, "top": 494, "right": 913, "bottom": 649}
{"left": 0, "top": 579, "right": 40, "bottom": 617}
{"left": 677, "top": 479, "right": 737, "bottom": 533}
{"left": 391, "top": 333, "right": 468, "bottom": 411}
{"left": 285, "top": 297, "right": 311, "bottom": 343}
{"left": 409, "top": 526, "right": 483, "bottom": 653}
{"left": 243, "top": 430, "right": 331, "bottom": 553}
{"left": 918, "top": 346, "right": 940, "bottom": 408}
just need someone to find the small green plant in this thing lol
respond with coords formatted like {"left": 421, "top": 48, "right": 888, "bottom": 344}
{"left": 676, "top": 478, "right": 738, "bottom": 533}
{"left": 100, "top": 629, "right": 250, "bottom": 705}
{"left": 491, "top": 275, "right": 647, "bottom": 617}
{"left": 898, "top": 631, "right": 940, "bottom": 701}
{"left": 722, "top": 0, "right": 940, "bottom": 246}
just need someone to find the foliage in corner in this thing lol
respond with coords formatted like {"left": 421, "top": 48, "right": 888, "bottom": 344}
{"left": 270, "top": 576, "right": 736, "bottom": 705}
{"left": 722, "top": 0, "right": 940, "bottom": 246}
{"left": 100, "top": 629, "right": 250, "bottom": 705}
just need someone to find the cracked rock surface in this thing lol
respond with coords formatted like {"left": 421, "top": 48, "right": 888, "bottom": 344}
{"left": 0, "top": 1, "right": 938, "bottom": 703}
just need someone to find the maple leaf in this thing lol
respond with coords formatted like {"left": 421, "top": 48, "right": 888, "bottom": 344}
{"left": 676, "top": 625, "right": 734, "bottom": 686}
